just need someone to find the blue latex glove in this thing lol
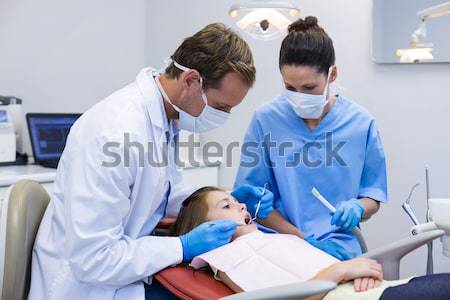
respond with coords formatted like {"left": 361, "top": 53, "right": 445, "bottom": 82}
{"left": 330, "top": 198, "right": 365, "bottom": 232}
{"left": 231, "top": 184, "right": 274, "bottom": 219}
{"left": 304, "top": 235, "right": 351, "bottom": 261}
{"left": 179, "top": 220, "right": 237, "bottom": 262}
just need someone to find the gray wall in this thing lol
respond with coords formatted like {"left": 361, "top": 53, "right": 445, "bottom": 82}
{"left": 1, "top": 0, "right": 449, "bottom": 282}
{"left": 0, "top": 0, "right": 147, "bottom": 153}
{"left": 147, "top": 0, "right": 450, "bottom": 277}
{"left": 373, "top": 0, "right": 450, "bottom": 63}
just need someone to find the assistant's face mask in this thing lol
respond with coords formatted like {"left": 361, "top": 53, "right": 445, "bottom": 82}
{"left": 283, "top": 66, "right": 334, "bottom": 119}
{"left": 155, "top": 59, "right": 230, "bottom": 133}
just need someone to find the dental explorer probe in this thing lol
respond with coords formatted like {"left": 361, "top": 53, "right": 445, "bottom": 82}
{"left": 252, "top": 183, "right": 268, "bottom": 222}
{"left": 236, "top": 183, "right": 268, "bottom": 226}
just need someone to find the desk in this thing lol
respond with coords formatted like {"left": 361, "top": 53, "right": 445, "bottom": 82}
{"left": 0, "top": 162, "right": 220, "bottom": 211}
{"left": 0, "top": 165, "right": 56, "bottom": 201}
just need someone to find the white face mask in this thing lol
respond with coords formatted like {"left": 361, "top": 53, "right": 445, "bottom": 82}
{"left": 283, "top": 66, "right": 334, "bottom": 119}
{"left": 155, "top": 60, "right": 230, "bottom": 133}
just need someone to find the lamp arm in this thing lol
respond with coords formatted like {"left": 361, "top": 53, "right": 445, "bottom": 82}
{"left": 417, "top": 1, "right": 450, "bottom": 21}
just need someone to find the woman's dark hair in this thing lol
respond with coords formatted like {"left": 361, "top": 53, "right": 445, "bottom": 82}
{"left": 169, "top": 186, "right": 224, "bottom": 236}
{"left": 279, "top": 16, "right": 335, "bottom": 74}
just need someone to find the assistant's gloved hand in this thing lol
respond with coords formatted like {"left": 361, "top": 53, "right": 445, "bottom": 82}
{"left": 331, "top": 198, "right": 365, "bottom": 232}
{"left": 231, "top": 184, "right": 274, "bottom": 219}
{"left": 304, "top": 235, "right": 352, "bottom": 261}
{"left": 179, "top": 220, "right": 237, "bottom": 262}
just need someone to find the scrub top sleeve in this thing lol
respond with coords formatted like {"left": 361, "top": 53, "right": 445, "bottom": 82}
{"left": 358, "top": 120, "right": 388, "bottom": 203}
{"left": 64, "top": 133, "right": 182, "bottom": 288}
{"left": 234, "top": 113, "right": 279, "bottom": 203}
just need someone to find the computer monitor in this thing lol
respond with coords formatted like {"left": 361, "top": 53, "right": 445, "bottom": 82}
{"left": 0, "top": 110, "right": 7, "bottom": 123}
{"left": 26, "top": 113, "right": 81, "bottom": 168}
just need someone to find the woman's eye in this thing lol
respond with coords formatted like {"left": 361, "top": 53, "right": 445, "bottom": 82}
{"left": 223, "top": 204, "right": 230, "bottom": 209}
{"left": 217, "top": 106, "right": 228, "bottom": 112}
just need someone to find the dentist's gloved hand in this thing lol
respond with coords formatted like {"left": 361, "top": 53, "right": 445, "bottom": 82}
{"left": 231, "top": 184, "right": 274, "bottom": 219}
{"left": 331, "top": 198, "right": 365, "bottom": 232}
{"left": 179, "top": 220, "right": 237, "bottom": 262}
{"left": 304, "top": 235, "right": 352, "bottom": 261}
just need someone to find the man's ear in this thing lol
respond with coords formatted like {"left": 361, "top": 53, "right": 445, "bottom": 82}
{"left": 180, "top": 69, "right": 202, "bottom": 90}
{"left": 329, "top": 66, "right": 338, "bottom": 84}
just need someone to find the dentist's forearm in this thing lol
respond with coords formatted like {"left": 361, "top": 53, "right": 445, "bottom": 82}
{"left": 258, "top": 210, "right": 305, "bottom": 238}
{"left": 359, "top": 198, "right": 380, "bottom": 221}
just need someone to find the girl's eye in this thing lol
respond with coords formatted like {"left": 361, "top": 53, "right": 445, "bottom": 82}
{"left": 223, "top": 204, "right": 230, "bottom": 209}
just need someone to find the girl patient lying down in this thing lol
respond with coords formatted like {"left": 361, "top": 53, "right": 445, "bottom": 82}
{"left": 170, "top": 186, "right": 450, "bottom": 300}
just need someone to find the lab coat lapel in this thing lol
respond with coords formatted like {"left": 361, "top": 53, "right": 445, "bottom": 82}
{"left": 136, "top": 67, "right": 167, "bottom": 168}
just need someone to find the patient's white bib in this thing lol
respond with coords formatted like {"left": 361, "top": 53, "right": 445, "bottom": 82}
{"left": 190, "top": 231, "right": 339, "bottom": 291}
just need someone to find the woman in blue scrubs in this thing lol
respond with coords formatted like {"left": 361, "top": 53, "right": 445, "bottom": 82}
{"left": 234, "top": 16, "right": 387, "bottom": 260}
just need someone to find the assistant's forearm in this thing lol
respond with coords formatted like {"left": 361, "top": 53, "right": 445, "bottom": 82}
{"left": 359, "top": 198, "right": 380, "bottom": 221}
{"left": 258, "top": 210, "right": 304, "bottom": 238}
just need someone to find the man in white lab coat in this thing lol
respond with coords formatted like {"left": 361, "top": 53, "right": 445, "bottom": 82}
{"left": 28, "top": 23, "right": 274, "bottom": 300}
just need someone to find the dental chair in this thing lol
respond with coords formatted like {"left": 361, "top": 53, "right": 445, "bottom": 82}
{"left": 153, "top": 218, "right": 445, "bottom": 300}
{"left": 0, "top": 180, "right": 50, "bottom": 300}
{"left": 0, "top": 180, "right": 441, "bottom": 300}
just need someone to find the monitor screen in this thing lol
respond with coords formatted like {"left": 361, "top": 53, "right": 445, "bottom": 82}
{"left": 27, "top": 114, "right": 81, "bottom": 161}
{"left": 0, "top": 110, "right": 7, "bottom": 123}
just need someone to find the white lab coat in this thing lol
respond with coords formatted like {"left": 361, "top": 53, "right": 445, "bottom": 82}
{"left": 28, "top": 68, "right": 195, "bottom": 300}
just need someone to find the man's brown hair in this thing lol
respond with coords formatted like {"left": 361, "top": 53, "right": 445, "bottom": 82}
{"left": 165, "top": 23, "right": 255, "bottom": 89}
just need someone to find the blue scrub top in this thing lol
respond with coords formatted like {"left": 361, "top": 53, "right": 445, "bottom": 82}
{"left": 234, "top": 95, "right": 388, "bottom": 258}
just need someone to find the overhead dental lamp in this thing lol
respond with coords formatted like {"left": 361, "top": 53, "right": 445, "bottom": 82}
{"left": 229, "top": 0, "right": 300, "bottom": 41}
{"left": 397, "top": 1, "right": 450, "bottom": 63}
